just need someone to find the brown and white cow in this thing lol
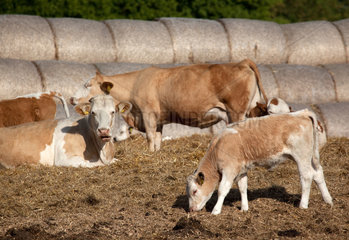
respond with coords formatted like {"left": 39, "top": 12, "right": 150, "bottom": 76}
{"left": 186, "top": 109, "right": 333, "bottom": 215}
{"left": 71, "top": 59, "right": 268, "bottom": 151}
{"left": 0, "top": 95, "right": 132, "bottom": 168}
{"left": 0, "top": 91, "right": 70, "bottom": 128}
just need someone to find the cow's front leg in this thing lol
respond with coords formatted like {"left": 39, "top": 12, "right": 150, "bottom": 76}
{"left": 143, "top": 111, "right": 158, "bottom": 152}
{"left": 212, "top": 172, "right": 234, "bottom": 215}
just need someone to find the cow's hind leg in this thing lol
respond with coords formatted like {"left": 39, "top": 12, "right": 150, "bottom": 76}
{"left": 313, "top": 165, "right": 333, "bottom": 206}
{"left": 295, "top": 155, "right": 315, "bottom": 209}
{"left": 237, "top": 173, "right": 248, "bottom": 211}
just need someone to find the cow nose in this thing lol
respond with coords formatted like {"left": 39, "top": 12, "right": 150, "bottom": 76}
{"left": 189, "top": 207, "right": 194, "bottom": 212}
{"left": 98, "top": 128, "right": 110, "bottom": 135}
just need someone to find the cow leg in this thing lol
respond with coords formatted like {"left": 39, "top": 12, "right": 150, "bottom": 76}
{"left": 237, "top": 173, "right": 249, "bottom": 211}
{"left": 212, "top": 171, "right": 235, "bottom": 215}
{"left": 313, "top": 165, "right": 333, "bottom": 206}
{"left": 295, "top": 155, "right": 314, "bottom": 209}
{"left": 143, "top": 112, "right": 158, "bottom": 152}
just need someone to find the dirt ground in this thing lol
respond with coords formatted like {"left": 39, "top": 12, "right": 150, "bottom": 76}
{"left": 0, "top": 135, "right": 348, "bottom": 239}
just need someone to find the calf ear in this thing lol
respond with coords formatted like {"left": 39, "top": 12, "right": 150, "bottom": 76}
{"left": 74, "top": 103, "right": 91, "bottom": 116}
{"left": 117, "top": 102, "right": 133, "bottom": 114}
{"left": 197, "top": 172, "right": 205, "bottom": 185}
{"left": 100, "top": 82, "right": 114, "bottom": 94}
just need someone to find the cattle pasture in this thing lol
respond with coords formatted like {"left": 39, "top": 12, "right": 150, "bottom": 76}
{"left": 0, "top": 135, "right": 348, "bottom": 239}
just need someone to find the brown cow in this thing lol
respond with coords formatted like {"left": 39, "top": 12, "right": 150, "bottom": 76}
{"left": 71, "top": 59, "right": 268, "bottom": 151}
{"left": 0, "top": 91, "right": 70, "bottom": 127}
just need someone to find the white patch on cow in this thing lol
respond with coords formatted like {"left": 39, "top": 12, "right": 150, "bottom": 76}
{"left": 162, "top": 136, "right": 173, "bottom": 141}
{"left": 225, "top": 128, "right": 238, "bottom": 134}
{"left": 39, "top": 139, "right": 55, "bottom": 166}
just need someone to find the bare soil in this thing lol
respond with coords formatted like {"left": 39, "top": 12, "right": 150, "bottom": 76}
{"left": 0, "top": 135, "right": 348, "bottom": 239}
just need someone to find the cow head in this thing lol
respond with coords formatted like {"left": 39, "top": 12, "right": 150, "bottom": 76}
{"left": 186, "top": 171, "right": 216, "bottom": 212}
{"left": 87, "top": 95, "right": 116, "bottom": 143}
{"left": 248, "top": 102, "right": 268, "bottom": 118}
{"left": 70, "top": 71, "right": 113, "bottom": 106}
{"left": 75, "top": 97, "right": 133, "bottom": 143}
{"left": 267, "top": 97, "right": 291, "bottom": 115}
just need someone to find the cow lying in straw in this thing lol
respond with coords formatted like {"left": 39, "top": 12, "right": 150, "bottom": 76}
{"left": 71, "top": 59, "right": 268, "bottom": 152}
{"left": 186, "top": 109, "right": 333, "bottom": 215}
{"left": 0, "top": 91, "right": 70, "bottom": 127}
{"left": 0, "top": 95, "right": 132, "bottom": 168}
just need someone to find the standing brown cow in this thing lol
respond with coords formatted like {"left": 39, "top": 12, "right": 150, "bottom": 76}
{"left": 71, "top": 59, "right": 268, "bottom": 151}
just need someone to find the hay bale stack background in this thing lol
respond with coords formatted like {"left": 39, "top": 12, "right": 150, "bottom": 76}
{"left": 1, "top": 15, "right": 349, "bottom": 65}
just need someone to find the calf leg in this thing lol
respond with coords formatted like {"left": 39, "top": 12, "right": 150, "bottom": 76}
{"left": 237, "top": 174, "right": 249, "bottom": 211}
{"left": 295, "top": 156, "right": 314, "bottom": 209}
{"left": 212, "top": 171, "right": 235, "bottom": 215}
{"left": 143, "top": 112, "right": 158, "bottom": 152}
{"left": 313, "top": 165, "right": 333, "bottom": 206}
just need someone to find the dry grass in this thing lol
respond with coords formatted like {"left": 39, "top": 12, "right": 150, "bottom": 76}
{"left": 0, "top": 135, "right": 348, "bottom": 239}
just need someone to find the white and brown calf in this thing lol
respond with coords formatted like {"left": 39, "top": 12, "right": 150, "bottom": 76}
{"left": 0, "top": 95, "right": 132, "bottom": 168}
{"left": 186, "top": 109, "right": 333, "bottom": 215}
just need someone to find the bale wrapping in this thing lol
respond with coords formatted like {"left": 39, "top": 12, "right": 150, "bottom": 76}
{"left": 318, "top": 102, "right": 349, "bottom": 138}
{"left": 0, "top": 59, "right": 42, "bottom": 99}
{"left": 104, "top": 19, "right": 174, "bottom": 64}
{"left": 0, "top": 15, "right": 55, "bottom": 61}
{"left": 159, "top": 18, "right": 230, "bottom": 63}
{"left": 48, "top": 18, "right": 116, "bottom": 63}
{"left": 220, "top": 19, "right": 286, "bottom": 64}
{"left": 333, "top": 19, "right": 349, "bottom": 63}
{"left": 281, "top": 21, "right": 346, "bottom": 65}
{"left": 270, "top": 64, "right": 336, "bottom": 103}
{"left": 322, "top": 64, "right": 349, "bottom": 102}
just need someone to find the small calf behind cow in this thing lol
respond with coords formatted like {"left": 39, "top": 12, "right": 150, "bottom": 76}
{"left": 187, "top": 109, "right": 333, "bottom": 215}
{"left": 0, "top": 95, "right": 132, "bottom": 168}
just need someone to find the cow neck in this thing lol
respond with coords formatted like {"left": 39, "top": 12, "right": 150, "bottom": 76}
{"left": 106, "top": 74, "right": 136, "bottom": 102}
{"left": 86, "top": 116, "right": 114, "bottom": 165}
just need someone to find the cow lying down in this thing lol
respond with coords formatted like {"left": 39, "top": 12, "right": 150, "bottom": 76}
{"left": 0, "top": 91, "right": 70, "bottom": 128}
{"left": 0, "top": 95, "right": 132, "bottom": 168}
{"left": 187, "top": 109, "right": 333, "bottom": 215}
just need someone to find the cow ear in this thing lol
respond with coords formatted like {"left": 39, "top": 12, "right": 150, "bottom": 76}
{"left": 74, "top": 103, "right": 91, "bottom": 116}
{"left": 100, "top": 82, "right": 114, "bottom": 94}
{"left": 117, "top": 102, "right": 132, "bottom": 114}
{"left": 197, "top": 172, "right": 205, "bottom": 185}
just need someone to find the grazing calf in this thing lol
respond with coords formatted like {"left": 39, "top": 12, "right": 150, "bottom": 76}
{"left": 186, "top": 109, "right": 333, "bottom": 215}
{"left": 0, "top": 95, "right": 132, "bottom": 168}
{"left": 0, "top": 91, "right": 70, "bottom": 128}
{"left": 71, "top": 59, "right": 268, "bottom": 151}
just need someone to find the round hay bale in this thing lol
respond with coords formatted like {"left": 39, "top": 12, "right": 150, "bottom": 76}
{"left": 0, "top": 15, "right": 55, "bottom": 61}
{"left": 35, "top": 60, "right": 96, "bottom": 100}
{"left": 281, "top": 21, "right": 346, "bottom": 65}
{"left": 0, "top": 59, "right": 42, "bottom": 99}
{"left": 104, "top": 19, "right": 174, "bottom": 64}
{"left": 159, "top": 18, "right": 230, "bottom": 64}
{"left": 333, "top": 19, "right": 349, "bottom": 63}
{"left": 270, "top": 64, "right": 335, "bottom": 104}
{"left": 48, "top": 18, "right": 115, "bottom": 63}
{"left": 318, "top": 102, "right": 349, "bottom": 138}
{"left": 323, "top": 64, "right": 349, "bottom": 102}
{"left": 220, "top": 19, "right": 286, "bottom": 64}
{"left": 95, "top": 62, "right": 151, "bottom": 75}
{"left": 257, "top": 65, "right": 279, "bottom": 98}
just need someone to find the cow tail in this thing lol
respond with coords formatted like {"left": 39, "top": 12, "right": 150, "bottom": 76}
{"left": 307, "top": 110, "right": 320, "bottom": 170}
{"left": 51, "top": 92, "right": 70, "bottom": 118}
{"left": 245, "top": 59, "right": 268, "bottom": 104}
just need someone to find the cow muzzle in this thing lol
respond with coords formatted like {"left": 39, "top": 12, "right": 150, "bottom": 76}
{"left": 98, "top": 128, "right": 111, "bottom": 142}
{"left": 70, "top": 97, "right": 78, "bottom": 106}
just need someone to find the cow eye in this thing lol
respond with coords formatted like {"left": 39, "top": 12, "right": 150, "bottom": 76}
{"left": 91, "top": 111, "right": 96, "bottom": 115}
{"left": 111, "top": 111, "right": 115, "bottom": 115}
{"left": 193, "top": 190, "right": 197, "bottom": 195}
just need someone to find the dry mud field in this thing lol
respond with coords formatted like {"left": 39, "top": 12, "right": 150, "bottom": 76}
{"left": 0, "top": 135, "right": 348, "bottom": 239}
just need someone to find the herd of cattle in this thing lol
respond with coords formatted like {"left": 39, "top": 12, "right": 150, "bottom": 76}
{"left": 0, "top": 59, "right": 333, "bottom": 214}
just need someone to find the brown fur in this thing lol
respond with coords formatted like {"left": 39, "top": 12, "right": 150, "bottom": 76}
{"left": 0, "top": 93, "right": 59, "bottom": 127}
{"left": 270, "top": 97, "right": 279, "bottom": 105}
{"left": 0, "top": 120, "right": 58, "bottom": 168}
{"left": 247, "top": 102, "right": 268, "bottom": 117}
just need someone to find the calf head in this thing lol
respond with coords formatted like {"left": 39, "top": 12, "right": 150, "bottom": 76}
{"left": 70, "top": 71, "right": 113, "bottom": 106}
{"left": 186, "top": 171, "right": 216, "bottom": 212}
{"left": 248, "top": 102, "right": 268, "bottom": 118}
{"left": 267, "top": 97, "right": 291, "bottom": 114}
